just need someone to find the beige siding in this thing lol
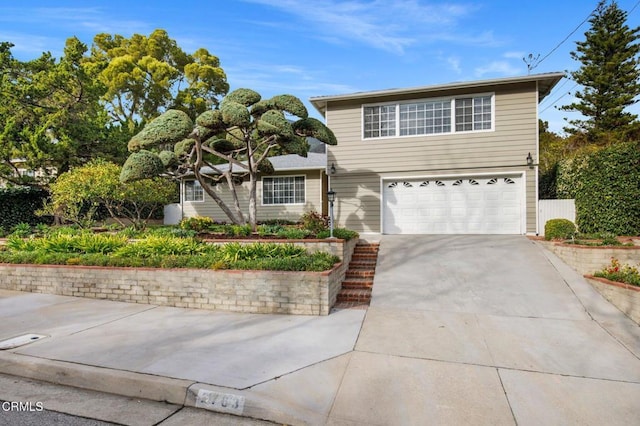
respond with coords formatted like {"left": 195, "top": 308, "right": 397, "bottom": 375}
{"left": 325, "top": 81, "right": 540, "bottom": 234}
{"left": 182, "top": 170, "right": 324, "bottom": 223}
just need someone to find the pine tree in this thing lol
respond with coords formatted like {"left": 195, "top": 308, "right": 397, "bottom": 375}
{"left": 561, "top": 0, "right": 640, "bottom": 141}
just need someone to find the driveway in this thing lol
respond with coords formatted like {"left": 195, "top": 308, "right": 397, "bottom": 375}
{"left": 330, "top": 235, "right": 640, "bottom": 425}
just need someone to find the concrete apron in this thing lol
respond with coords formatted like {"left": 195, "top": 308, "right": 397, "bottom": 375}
{"left": 0, "top": 235, "right": 639, "bottom": 425}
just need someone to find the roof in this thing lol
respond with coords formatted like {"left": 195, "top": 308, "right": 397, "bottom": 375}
{"left": 310, "top": 72, "right": 565, "bottom": 116}
{"left": 200, "top": 152, "right": 326, "bottom": 175}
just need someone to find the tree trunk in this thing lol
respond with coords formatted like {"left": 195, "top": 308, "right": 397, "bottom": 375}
{"left": 248, "top": 170, "right": 258, "bottom": 231}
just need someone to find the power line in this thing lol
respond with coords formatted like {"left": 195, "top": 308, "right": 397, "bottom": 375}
{"left": 527, "top": 3, "right": 599, "bottom": 72}
{"left": 540, "top": 82, "right": 579, "bottom": 113}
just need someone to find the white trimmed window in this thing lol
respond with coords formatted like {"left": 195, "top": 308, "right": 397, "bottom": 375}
{"left": 184, "top": 180, "right": 204, "bottom": 202}
{"left": 263, "top": 176, "right": 305, "bottom": 205}
{"left": 363, "top": 94, "right": 493, "bottom": 139}
{"left": 363, "top": 105, "right": 396, "bottom": 138}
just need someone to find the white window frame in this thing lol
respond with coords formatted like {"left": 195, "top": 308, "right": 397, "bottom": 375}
{"left": 362, "top": 92, "right": 494, "bottom": 140}
{"left": 261, "top": 175, "right": 306, "bottom": 206}
{"left": 183, "top": 179, "right": 204, "bottom": 202}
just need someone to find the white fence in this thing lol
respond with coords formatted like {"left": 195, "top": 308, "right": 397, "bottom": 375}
{"left": 538, "top": 199, "right": 576, "bottom": 236}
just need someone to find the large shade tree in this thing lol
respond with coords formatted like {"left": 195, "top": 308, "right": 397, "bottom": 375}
{"left": 561, "top": 0, "right": 640, "bottom": 141}
{"left": 120, "top": 88, "right": 337, "bottom": 229}
{"left": 0, "top": 38, "right": 109, "bottom": 186}
{"left": 90, "top": 29, "right": 229, "bottom": 130}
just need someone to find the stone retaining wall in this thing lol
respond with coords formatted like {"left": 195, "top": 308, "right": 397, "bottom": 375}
{"left": 585, "top": 276, "right": 640, "bottom": 325}
{"left": 0, "top": 238, "right": 358, "bottom": 316}
{"left": 538, "top": 241, "right": 640, "bottom": 275}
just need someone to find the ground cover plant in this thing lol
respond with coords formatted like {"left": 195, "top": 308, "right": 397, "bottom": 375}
{"left": 0, "top": 232, "right": 340, "bottom": 271}
{"left": 594, "top": 258, "right": 640, "bottom": 287}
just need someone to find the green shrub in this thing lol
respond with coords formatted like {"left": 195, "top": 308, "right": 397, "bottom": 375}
{"left": 0, "top": 187, "right": 51, "bottom": 230}
{"left": 112, "top": 236, "right": 209, "bottom": 258}
{"left": 316, "top": 228, "right": 360, "bottom": 240}
{"left": 257, "top": 224, "right": 283, "bottom": 236}
{"left": 179, "top": 216, "right": 216, "bottom": 232}
{"left": 557, "top": 142, "right": 640, "bottom": 235}
{"left": 10, "top": 223, "right": 32, "bottom": 238}
{"left": 276, "top": 227, "right": 310, "bottom": 239}
{"left": 226, "top": 224, "right": 252, "bottom": 237}
{"left": 300, "top": 210, "right": 328, "bottom": 233}
{"left": 544, "top": 219, "right": 577, "bottom": 240}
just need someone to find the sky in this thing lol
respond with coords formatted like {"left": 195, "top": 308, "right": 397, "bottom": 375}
{"left": 1, "top": 0, "right": 640, "bottom": 134}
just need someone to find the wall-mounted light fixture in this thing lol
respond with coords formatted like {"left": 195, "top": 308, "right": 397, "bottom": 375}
{"left": 330, "top": 163, "right": 336, "bottom": 175}
{"left": 526, "top": 152, "right": 533, "bottom": 168}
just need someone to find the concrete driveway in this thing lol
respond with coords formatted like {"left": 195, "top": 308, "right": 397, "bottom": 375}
{"left": 333, "top": 235, "right": 640, "bottom": 425}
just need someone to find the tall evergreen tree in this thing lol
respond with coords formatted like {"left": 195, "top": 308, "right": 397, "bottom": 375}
{"left": 561, "top": 0, "right": 640, "bottom": 141}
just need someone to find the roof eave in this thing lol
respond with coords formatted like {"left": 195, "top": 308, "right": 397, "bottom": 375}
{"left": 310, "top": 72, "right": 565, "bottom": 115}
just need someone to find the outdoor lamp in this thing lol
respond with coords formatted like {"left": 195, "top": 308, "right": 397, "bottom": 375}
{"left": 330, "top": 163, "right": 336, "bottom": 175}
{"left": 327, "top": 189, "right": 336, "bottom": 238}
{"left": 526, "top": 152, "right": 533, "bottom": 167}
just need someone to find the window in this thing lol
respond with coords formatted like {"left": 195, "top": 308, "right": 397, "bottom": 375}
{"left": 184, "top": 180, "right": 204, "bottom": 202}
{"left": 363, "top": 94, "right": 492, "bottom": 139}
{"left": 455, "top": 95, "right": 492, "bottom": 131}
{"left": 263, "top": 176, "right": 305, "bottom": 205}
{"left": 400, "top": 100, "right": 451, "bottom": 135}
{"left": 363, "top": 105, "right": 396, "bottom": 138}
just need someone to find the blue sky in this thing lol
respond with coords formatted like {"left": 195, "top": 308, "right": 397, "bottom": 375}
{"left": 1, "top": 0, "right": 639, "bottom": 134}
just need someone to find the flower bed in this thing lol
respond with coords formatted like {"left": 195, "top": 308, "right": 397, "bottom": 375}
{"left": 0, "top": 238, "right": 358, "bottom": 316}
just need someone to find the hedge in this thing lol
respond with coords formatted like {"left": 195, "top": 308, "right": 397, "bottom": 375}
{"left": 0, "top": 187, "right": 51, "bottom": 230}
{"left": 559, "top": 142, "right": 640, "bottom": 235}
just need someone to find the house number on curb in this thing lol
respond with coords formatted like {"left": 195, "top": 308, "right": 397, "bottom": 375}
{"left": 195, "top": 389, "right": 245, "bottom": 415}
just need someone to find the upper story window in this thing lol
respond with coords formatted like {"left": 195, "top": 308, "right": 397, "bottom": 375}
{"left": 363, "top": 105, "right": 396, "bottom": 138}
{"left": 363, "top": 94, "right": 493, "bottom": 139}
{"left": 184, "top": 180, "right": 204, "bottom": 202}
{"left": 262, "top": 176, "right": 305, "bottom": 205}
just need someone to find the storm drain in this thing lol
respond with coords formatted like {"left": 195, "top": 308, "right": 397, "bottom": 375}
{"left": 0, "top": 334, "right": 48, "bottom": 350}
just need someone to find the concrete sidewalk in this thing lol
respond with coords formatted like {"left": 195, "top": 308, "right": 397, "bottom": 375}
{"left": 1, "top": 236, "right": 640, "bottom": 425}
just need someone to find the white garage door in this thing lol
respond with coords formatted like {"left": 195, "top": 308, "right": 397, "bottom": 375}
{"left": 383, "top": 176, "right": 523, "bottom": 234}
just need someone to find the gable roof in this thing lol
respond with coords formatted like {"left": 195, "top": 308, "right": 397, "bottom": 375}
{"left": 310, "top": 72, "right": 565, "bottom": 116}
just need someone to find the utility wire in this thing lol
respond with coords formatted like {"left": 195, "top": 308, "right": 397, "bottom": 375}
{"left": 528, "top": 3, "right": 599, "bottom": 71}
{"left": 540, "top": 82, "right": 579, "bottom": 113}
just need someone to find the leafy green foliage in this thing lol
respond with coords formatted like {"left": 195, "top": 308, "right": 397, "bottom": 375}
{"left": 560, "top": 1, "right": 640, "bottom": 139}
{"left": 0, "top": 233, "right": 339, "bottom": 271}
{"left": 10, "top": 223, "right": 32, "bottom": 238}
{"left": 544, "top": 219, "right": 577, "bottom": 240}
{"left": 122, "top": 88, "right": 337, "bottom": 230}
{"left": 90, "top": 29, "right": 228, "bottom": 125}
{"left": 276, "top": 227, "right": 310, "bottom": 239}
{"left": 316, "top": 228, "right": 360, "bottom": 240}
{"left": 120, "top": 150, "right": 165, "bottom": 182}
{"left": 41, "top": 160, "right": 176, "bottom": 229}
{"left": 127, "top": 110, "right": 194, "bottom": 152}
{"left": 561, "top": 142, "right": 640, "bottom": 235}
{"left": 0, "top": 187, "right": 50, "bottom": 229}
{"left": 179, "top": 216, "right": 216, "bottom": 232}
{"left": 300, "top": 210, "right": 328, "bottom": 233}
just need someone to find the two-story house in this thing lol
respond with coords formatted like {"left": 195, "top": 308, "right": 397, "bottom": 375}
{"left": 310, "top": 72, "right": 564, "bottom": 235}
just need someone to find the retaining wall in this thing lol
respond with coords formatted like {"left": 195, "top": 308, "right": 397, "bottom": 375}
{"left": 538, "top": 241, "right": 640, "bottom": 275}
{"left": 0, "top": 238, "right": 358, "bottom": 316}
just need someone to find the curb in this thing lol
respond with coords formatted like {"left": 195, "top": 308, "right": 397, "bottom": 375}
{"left": 0, "top": 351, "right": 193, "bottom": 405}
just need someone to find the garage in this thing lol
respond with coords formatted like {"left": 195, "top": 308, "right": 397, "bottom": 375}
{"left": 382, "top": 175, "right": 523, "bottom": 234}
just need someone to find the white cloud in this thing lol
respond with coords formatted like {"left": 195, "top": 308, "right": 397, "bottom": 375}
{"left": 475, "top": 60, "right": 522, "bottom": 77}
{"left": 240, "top": 0, "right": 496, "bottom": 54}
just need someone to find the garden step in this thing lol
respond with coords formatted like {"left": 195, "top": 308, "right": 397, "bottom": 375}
{"left": 351, "top": 253, "right": 378, "bottom": 261}
{"left": 336, "top": 288, "right": 372, "bottom": 303}
{"left": 331, "top": 301, "right": 370, "bottom": 310}
{"left": 342, "top": 279, "right": 374, "bottom": 289}
{"left": 353, "top": 246, "right": 380, "bottom": 254}
{"left": 346, "top": 270, "right": 375, "bottom": 279}
{"left": 348, "top": 262, "right": 377, "bottom": 270}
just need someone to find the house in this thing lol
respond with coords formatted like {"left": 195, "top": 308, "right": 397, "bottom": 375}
{"left": 166, "top": 145, "right": 329, "bottom": 225}
{"left": 309, "top": 72, "right": 564, "bottom": 235}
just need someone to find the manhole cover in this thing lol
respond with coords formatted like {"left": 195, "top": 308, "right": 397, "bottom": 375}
{"left": 0, "top": 334, "right": 48, "bottom": 350}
